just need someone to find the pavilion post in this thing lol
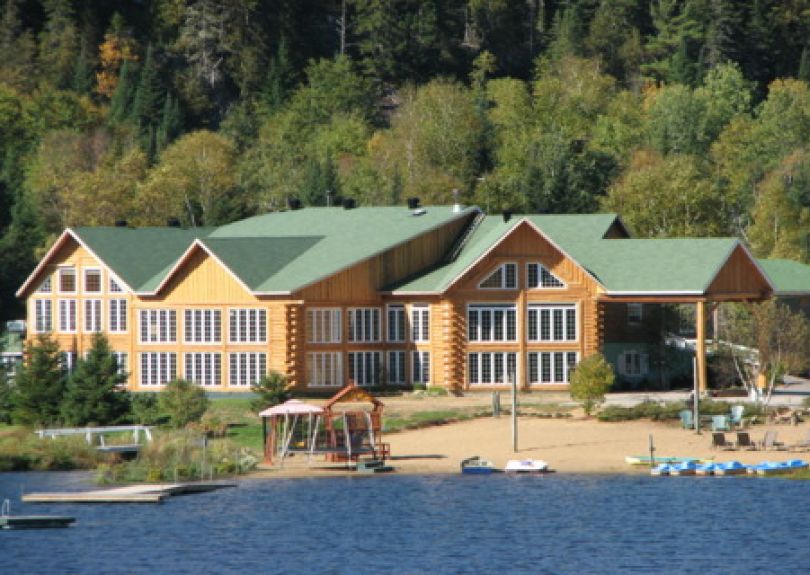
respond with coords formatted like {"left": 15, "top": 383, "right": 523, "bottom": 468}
{"left": 696, "top": 301, "right": 708, "bottom": 393}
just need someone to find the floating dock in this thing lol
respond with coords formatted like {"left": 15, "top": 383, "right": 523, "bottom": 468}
{"left": 22, "top": 482, "right": 235, "bottom": 504}
{"left": 1, "top": 515, "right": 76, "bottom": 529}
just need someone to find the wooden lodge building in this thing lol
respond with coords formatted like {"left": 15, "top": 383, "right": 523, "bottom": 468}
{"left": 15, "top": 203, "right": 805, "bottom": 394}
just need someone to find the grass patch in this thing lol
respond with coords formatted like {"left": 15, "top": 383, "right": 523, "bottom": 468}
{"left": 0, "top": 427, "right": 102, "bottom": 471}
{"left": 597, "top": 400, "right": 763, "bottom": 422}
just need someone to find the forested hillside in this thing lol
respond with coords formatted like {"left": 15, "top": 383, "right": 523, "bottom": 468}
{"left": 3, "top": 0, "right": 810, "bottom": 321}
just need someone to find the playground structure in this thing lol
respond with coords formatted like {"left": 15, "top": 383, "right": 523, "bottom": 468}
{"left": 260, "top": 385, "right": 389, "bottom": 466}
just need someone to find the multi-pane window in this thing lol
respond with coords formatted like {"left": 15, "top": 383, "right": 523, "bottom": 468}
{"left": 139, "top": 352, "right": 177, "bottom": 386}
{"left": 348, "top": 351, "right": 382, "bottom": 386}
{"left": 58, "top": 299, "right": 77, "bottom": 333}
{"left": 479, "top": 263, "right": 517, "bottom": 289}
{"left": 84, "top": 269, "right": 102, "bottom": 293}
{"left": 307, "top": 352, "right": 343, "bottom": 387}
{"left": 412, "top": 351, "right": 430, "bottom": 385}
{"left": 627, "top": 303, "right": 643, "bottom": 324}
{"left": 387, "top": 305, "right": 406, "bottom": 342}
{"left": 109, "top": 299, "right": 127, "bottom": 333}
{"left": 112, "top": 352, "right": 128, "bottom": 376}
{"left": 229, "top": 309, "right": 267, "bottom": 343}
{"left": 229, "top": 353, "right": 267, "bottom": 387}
{"left": 306, "top": 308, "right": 341, "bottom": 343}
{"left": 60, "top": 352, "right": 78, "bottom": 373}
{"left": 527, "top": 263, "right": 565, "bottom": 288}
{"left": 411, "top": 305, "right": 430, "bottom": 342}
{"left": 109, "top": 277, "right": 123, "bottom": 293}
{"left": 184, "top": 352, "right": 222, "bottom": 387}
{"left": 139, "top": 309, "right": 177, "bottom": 343}
{"left": 58, "top": 268, "right": 76, "bottom": 293}
{"left": 468, "top": 305, "right": 517, "bottom": 342}
{"left": 620, "top": 350, "right": 648, "bottom": 376}
{"left": 528, "top": 352, "right": 578, "bottom": 384}
{"left": 33, "top": 299, "right": 52, "bottom": 332}
{"left": 348, "top": 308, "right": 381, "bottom": 342}
{"left": 37, "top": 276, "right": 52, "bottom": 293}
{"left": 84, "top": 299, "right": 102, "bottom": 332}
{"left": 387, "top": 351, "right": 406, "bottom": 385}
{"left": 468, "top": 352, "right": 517, "bottom": 385}
{"left": 527, "top": 304, "right": 577, "bottom": 342}
{"left": 184, "top": 309, "right": 222, "bottom": 343}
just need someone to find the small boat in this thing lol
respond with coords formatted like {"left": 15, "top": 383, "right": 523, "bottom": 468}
{"left": 753, "top": 459, "right": 809, "bottom": 476}
{"left": 650, "top": 463, "right": 674, "bottom": 476}
{"left": 669, "top": 461, "right": 698, "bottom": 476}
{"left": 461, "top": 456, "right": 500, "bottom": 475}
{"left": 714, "top": 461, "right": 749, "bottom": 476}
{"left": 695, "top": 463, "right": 718, "bottom": 476}
{"left": 0, "top": 499, "right": 75, "bottom": 530}
{"left": 505, "top": 459, "right": 550, "bottom": 474}
{"left": 625, "top": 455, "right": 711, "bottom": 466}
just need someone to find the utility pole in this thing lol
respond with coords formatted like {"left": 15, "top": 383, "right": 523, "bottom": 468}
{"left": 510, "top": 370, "right": 518, "bottom": 452}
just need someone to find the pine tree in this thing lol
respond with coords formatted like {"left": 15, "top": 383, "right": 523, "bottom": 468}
{"left": 108, "top": 59, "right": 138, "bottom": 125}
{"left": 262, "top": 38, "right": 296, "bottom": 112}
{"left": 38, "top": 0, "right": 79, "bottom": 89}
{"left": 0, "top": 190, "right": 45, "bottom": 323}
{"left": 61, "top": 334, "right": 129, "bottom": 426}
{"left": 131, "top": 45, "right": 163, "bottom": 129}
{"left": 156, "top": 92, "right": 183, "bottom": 153}
{"left": 799, "top": 47, "right": 810, "bottom": 83}
{"left": 71, "top": 40, "right": 94, "bottom": 94}
{"left": 11, "top": 335, "right": 66, "bottom": 425}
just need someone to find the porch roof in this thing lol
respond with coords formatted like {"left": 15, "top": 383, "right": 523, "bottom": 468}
{"left": 758, "top": 258, "right": 810, "bottom": 296}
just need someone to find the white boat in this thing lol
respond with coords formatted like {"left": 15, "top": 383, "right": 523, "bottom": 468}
{"left": 460, "top": 456, "right": 500, "bottom": 474}
{"left": 505, "top": 459, "right": 550, "bottom": 473}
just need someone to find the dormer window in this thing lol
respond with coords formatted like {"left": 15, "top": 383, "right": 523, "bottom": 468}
{"left": 527, "top": 263, "right": 565, "bottom": 289}
{"left": 479, "top": 263, "right": 517, "bottom": 289}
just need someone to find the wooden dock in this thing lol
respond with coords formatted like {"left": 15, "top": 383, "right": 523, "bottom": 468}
{"left": 22, "top": 482, "right": 235, "bottom": 504}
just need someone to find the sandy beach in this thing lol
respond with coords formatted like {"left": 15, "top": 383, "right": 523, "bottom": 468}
{"left": 253, "top": 396, "right": 810, "bottom": 477}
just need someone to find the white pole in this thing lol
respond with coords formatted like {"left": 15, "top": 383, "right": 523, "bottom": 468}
{"left": 693, "top": 356, "right": 700, "bottom": 434}
{"left": 511, "top": 371, "right": 518, "bottom": 453}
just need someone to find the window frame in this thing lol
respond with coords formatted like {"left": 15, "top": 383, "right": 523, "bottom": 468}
{"left": 183, "top": 352, "right": 222, "bottom": 387}
{"left": 138, "top": 309, "right": 178, "bottom": 344}
{"left": 228, "top": 352, "right": 267, "bottom": 388}
{"left": 307, "top": 351, "right": 343, "bottom": 387}
{"left": 57, "top": 267, "right": 77, "bottom": 294}
{"left": 467, "top": 352, "right": 518, "bottom": 386}
{"left": 33, "top": 299, "right": 52, "bottom": 333}
{"left": 347, "top": 307, "right": 381, "bottom": 343}
{"left": 109, "top": 298, "right": 128, "bottom": 333}
{"left": 527, "top": 351, "right": 579, "bottom": 385}
{"left": 228, "top": 308, "right": 268, "bottom": 344}
{"left": 478, "top": 262, "right": 518, "bottom": 290}
{"left": 183, "top": 308, "right": 222, "bottom": 345}
{"left": 139, "top": 352, "right": 177, "bottom": 387}
{"left": 467, "top": 303, "right": 518, "bottom": 343}
{"left": 412, "top": 350, "right": 430, "bottom": 385}
{"left": 411, "top": 304, "right": 430, "bottom": 342}
{"left": 36, "top": 276, "right": 52, "bottom": 294}
{"left": 57, "top": 298, "right": 77, "bottom": 333}
{"left": 526, "top": 262, "right": 566, "bottom": 290}
{"left": 387, "top": 350, "right": 406, "bottom": 385}
{"left": 83, "top": 268, "right": 103, "bottom": 294}
{"left": 527, "top": 303, "right": 578, "bottom": 343}
{"left": 348, "top": 350, "right": 382, "bottom": 386}
{"left": 627, "top": 303, "right": 643, "bottom": 325}
{"left": 386, "top": 304, "right": 406, "bottom": 343}
{"left": 306, "top": 308, "right": 342, "bottom": 344}
{"left": 83, "top": 298, "right": 103, "bottom": 333}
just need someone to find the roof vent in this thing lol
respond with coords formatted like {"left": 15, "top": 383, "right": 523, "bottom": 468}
{"left": 407, "top": 197, "right": 420, "bottom": 210}
{"left": 288, "top": 197, "right": 302, "bottom": 210}
{"left": 115, "top": 219, "right": 128, "bottom": 227}
{"left": 166, "top": 217, "right": 181, "bottom": 228}
{"left": 502, "top": 211, "right": 512, "bottom": 222}
{"left": 452, "top": 188, "right": 464, "bottom": 213}
{"left": 343, "top": 198, "right": 357, "bottom": 210}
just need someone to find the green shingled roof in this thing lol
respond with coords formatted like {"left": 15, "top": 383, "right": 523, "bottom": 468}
{"left": 70, "top": 206, "right": 476, "bottom": 294}
{"left": 758, "top": 258, "right": 810, "bottom": 295}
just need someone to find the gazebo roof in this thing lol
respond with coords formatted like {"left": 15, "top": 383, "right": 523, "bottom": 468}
{"left": 259, "top": 399, "right": 324, "bottom": 417}
{"left": 323, "top": 385, "right": 384, "bottom": 411}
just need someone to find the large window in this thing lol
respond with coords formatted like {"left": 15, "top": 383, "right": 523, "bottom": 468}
{"left": 468, "top": 352, "right": 517, "bottom": 385}
{"left": 411, "top": 305, "right": 430, "bottom": 342}
{"left": 139, "top": 352, "right": 177, "bottom": 386}
{"left": 229, "top": 309, "right": 267, "bottom": 343}
{"left": 139, "top": 309, "right": 177, "bottom": 343}
{"left": 479, "top": 263, "right": 517, "bottom": 289}
{"left": 528, "top": 352, "right": 578, "bottom": 384}
{"left": 84, "top": 269, "right": 102, "bottom": 293}
{"left": 229, "top": 352, "right": 267, "bottom": 387}
{"left": 58, "top": 267, "right": 76, "bottom": 293}
{"left": 619, "top": 350, "right": 648, "bottom": 377}
{"left": 468, "top": 304, "right": 517, "bottom": 342}
{"left": 84, "top": 299, "right": 102, "bottom": 333}
{"left": 306, "top": 308, "right": 341, "bottom": 343}
{"left": 387, "top": 351, "right": 406, "bottom": 385}
{"left": 348, "top": 351, "right": 382, "bottom": 386}
{"left": 60, "top": 352, "right": 77, "bottom": 374}
{"left": 184, "top": 352, "right": 222, "bottom": 387}
{"left": 58, "top": 299, "right": 77, "bottom": 333}
{"left": 527, "top": 263, "right": 565, "bottom": 289}
{"left": 112, "top": 352, "right": 128, "bottom": 376}
{"left": 184, "top": 309, "right": 222, "bottom": 343}
{"left": 348, "top": 308, "right": 381, "bottom": 343}
{"left": 109, "top": 299, "right": 127, "bottom": 333}
{"left": 527, "top": 304, "right": 577, "bottom": 342}
{"left": 307, "top": 352, "right": 343, "bottom": 387}
{"left": 387, "top": 305, "right": 406, "bottom": 342}
{"left": 412, "top": 351, "right": 430, "bottom": 385}
{"left": 33, "top": 299, "right": 52, "bottom": 333}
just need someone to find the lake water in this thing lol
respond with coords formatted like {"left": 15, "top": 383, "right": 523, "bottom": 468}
{"left": 1, "top": 471, "right": 809, "bottom": 574}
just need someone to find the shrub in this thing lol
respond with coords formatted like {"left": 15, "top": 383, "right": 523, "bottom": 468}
{"left": 131, "top": 393, "right": 163, "bottom": 425}
{"left": 249, "top": 371, "right": 291, "bottom": 412}
{"left": 569, "top": 353, "right": 615, "bottom": 416}
{"left": 158, "top": 379, "right": 209, "bottom": 428}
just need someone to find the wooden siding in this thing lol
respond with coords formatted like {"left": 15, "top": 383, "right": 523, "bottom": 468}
{"left": 706, "top": 244, "right": 772, "bottom": 298}
{"left": 158, "top": 248, "right": 259, "bottom": 304}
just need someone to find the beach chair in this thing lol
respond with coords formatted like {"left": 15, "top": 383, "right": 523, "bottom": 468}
{"left": 762, "top": 431, "right": 787, "bottom": 451}
{"left": 711, "top": 432, "right": 736, "bottom": 450}
{"left": 679, "top": 410, "right": 694, "bottom": 429}
{"left": 734, "top": 432, "right": 758, "bottom": 451}
{"left": 730, "top": 405, "right": 745, "bottom": 428}
{"left": 712, "top": 415, "right": 730, "bottom": 432}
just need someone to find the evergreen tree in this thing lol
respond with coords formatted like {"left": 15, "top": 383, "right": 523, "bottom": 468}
{"left": 0, "top": 190, "right": 45, "bottom": 322}
{"left": 799, "top": 47, "right": 810, "bottom": 83}
{"left": 299, "top": 154, "right": 340, "bottom": 206}
{"left": 132, "top": 45, "right": 163, "bottom": 130}
{"left": 11, "top": 335, "right": 66, "bottom": 425}
{"left": 38, "top": 0, "right": 79, "bottom": 90}
{"left": 261, "top": 38, "right": 297, "bottom": 112}
{"left": 71, "top": 40, "right": 94, "bottom": 95}
{"left": 156, "top": 92, "right": 183, "bottom": 153}
{"left": 108, "top": 59, "right": 138, "bottom": 125}
{"left": 60, "top": 334, "right": 129, "bottom": 426}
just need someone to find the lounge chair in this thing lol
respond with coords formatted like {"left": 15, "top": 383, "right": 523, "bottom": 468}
{"left": 679, "top": 409, "right": 694, "bottom": 429}
{"left": 711, "top": 432, "right": 736, "bottom": 450}
{"left": 730, "top": 405, "right": 745, "bottom": 428}
{"left": 762, "top": 430, "right": 787, "bottom": 451}
{"left": 712, "top": 415, "right": 730, "bottom": 432}
{"left": 734, "top": 432, "right": 758, "bottom": 451}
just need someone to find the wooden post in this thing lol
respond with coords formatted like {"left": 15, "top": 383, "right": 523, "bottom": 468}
{"left": 696, "top": 301, "right": 708, "bottom": 393}
{"left": 511, "top": 371, "right": 518, "bottom": 453}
